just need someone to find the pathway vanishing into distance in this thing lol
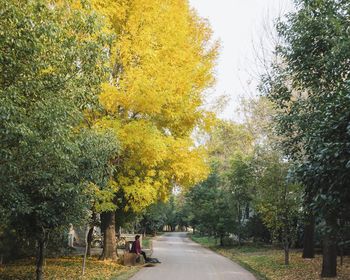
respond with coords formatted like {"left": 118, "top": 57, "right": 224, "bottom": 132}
{"left": 130, "top": 232, "right": 256, "bottom": 280}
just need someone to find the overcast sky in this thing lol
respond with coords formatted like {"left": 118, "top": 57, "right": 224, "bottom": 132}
{"left": 189, "top": 0, "right": 295, "bottom": 120}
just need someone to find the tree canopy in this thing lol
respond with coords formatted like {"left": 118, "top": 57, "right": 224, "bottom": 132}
{"left": 0, "top": 0, "right": 116, "bottom": 278}
{"left": 261, "top": 0, "right": 350, "bottom": 276}
{"left": 90, "top": 0, "right": 218, "bottom": 212}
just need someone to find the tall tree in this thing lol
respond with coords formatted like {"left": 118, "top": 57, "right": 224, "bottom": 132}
{"left": 91, "top": 0, "right": 218, "bottom": 258}
{"left": 208, "top": 120, "right": 254, "bottom": 242}
{"left": 262, "top": 0, "right": 350, "bottom": 276}
{"left": 0, "top": 1, "right": 110, "bottom": 278}
{"left": 225, "top": 152, "right": 253, "bottom": 245}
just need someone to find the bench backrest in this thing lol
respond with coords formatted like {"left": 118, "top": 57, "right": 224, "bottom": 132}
{"left": 120, "top": 234, "right": 142, "bottom": 243}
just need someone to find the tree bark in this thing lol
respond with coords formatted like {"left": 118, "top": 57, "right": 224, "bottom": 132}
{"left": 321, "top": 216, "right": 337, "bottom": 277}
{"left": 86, "top": 226, "right": 94, "bottom": 257}
{"left": 219, "top": 233, "right": 224, "bottom": 247}
{"left": 237, "top": 203, "right": 242, "bottom": 245}
{"left": 321, "top": 234, "right": 337, "bottom": 277}
{"left": 82, "top": 226, "right": 89, "bottom": 276}
{"left": 284, "top": 244, "right": 290, "bottom": 265}
{"left": 36, "top": 236, "right": 46, "bottom": 280}
{"left": 340, "top": 245, "right": 343, "bottom": 266}
{"left": 339, "top": 218, "right": 345, "bottom": 267}
{"left": 100, "top": 211, "right": 117, "bottom": 261}
{"left": 302, "top": 213, "right": 315, "bottom": 258}
{"left": 283, "top": 228, "right": 290, "bottom": 265}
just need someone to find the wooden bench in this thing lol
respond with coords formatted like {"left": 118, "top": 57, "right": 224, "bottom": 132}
{"left": 120, "top": 234, "right": 154, "bottom": 266}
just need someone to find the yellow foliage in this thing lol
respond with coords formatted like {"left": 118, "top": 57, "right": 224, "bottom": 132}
{"left": 40, "top": 66, "right": 55, "bottom": 76}
{"left": 87, "top": 180, "right": 120, "bottom": 213}
{"left": 91, "top": 0, "right": 218, "bottom": 212}
{"left": 166, "top": 137, "right": 209, "bottom": 187}
{"left": 0, "top": 257, "right": 137, "bottom": 280}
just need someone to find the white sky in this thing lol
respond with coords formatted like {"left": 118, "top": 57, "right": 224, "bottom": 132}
{"left": 189, "top": 0, "right": 295, "bottom": 121}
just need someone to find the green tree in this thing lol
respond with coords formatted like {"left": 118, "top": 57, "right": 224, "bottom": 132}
{"left": 262, "top": 0, "right": 350, "bottom": 276}
{"left": 140, "top": 202, "right": 167, "bottom": 235}
{"left": 163, "top": 196, "right": 179, "bottom": 232}
{"left": 208, "top": 121, "right": 254, "bottom": 242}
{"left": 252, "top": 148, "right": 302, "bottom": 265}
{"left": 0, "top": 1, "right": 110, "bottom": 278}
{"left": 224, "top": 152, "right": 253, "bottom": 245}
{"left": 184, "top": 169, "right": 234, "bottom": 245}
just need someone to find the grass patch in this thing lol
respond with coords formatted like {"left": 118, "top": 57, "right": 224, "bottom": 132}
{"left": 0, "top": 257, "right": 139, "bottom": 280}
{"left": 190, "top": 234, "right": 350, "bottom": 280}
{"left": 190, "top": 235, "right": 217, "bottom": 247}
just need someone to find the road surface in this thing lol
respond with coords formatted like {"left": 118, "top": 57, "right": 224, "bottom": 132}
{"left": 130, "top": 232, "right": 256, "bottom": 280}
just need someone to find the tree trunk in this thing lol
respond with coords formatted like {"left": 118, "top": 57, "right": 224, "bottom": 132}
{"left": 321, "top": 216, "right": 337, "bottom": 277}
{"left": 282, "top": 229, "right": 290, "bottom": 265}
{"left": 82, "top": 226, "right": 89, "bottom": 276}
{"left": 86, "top": 226, "right": 94, "bottom": 257}
{"left": 340, "top": 245, "right": 343, "bottom": 266}
{"left": 302, "top": 213, "right": 315, "bottom": 258}
{"left": 100, "top": 211, "right": 117, "bottom": 261}
{"left": 339, "top": 218, "right": 345, "bottom": 267}
{"left": 36, "top": 236, "right": 46, "bottom": 280}
{"left": 321, "top": 234, "right": 337, "bottom": 277}
{"left": 284, "top": 244, "right": 290, "bottom": 265}
{"left": 219, "top": 234, "right": 224, "bottom": 247}
{"left": 237, "top": 203, "right": 242, "bottom": 245}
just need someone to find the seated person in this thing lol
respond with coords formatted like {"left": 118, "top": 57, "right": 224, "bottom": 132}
{"left": 130, "top": 235, "right": 148, "bottom": 262}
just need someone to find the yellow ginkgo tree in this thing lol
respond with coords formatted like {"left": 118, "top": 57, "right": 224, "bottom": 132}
{"left": 91, "top": 0, "right": 218, "bottom": 259}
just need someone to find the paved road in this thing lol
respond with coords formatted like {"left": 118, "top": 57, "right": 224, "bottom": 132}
{"left": 130, "top": 232, "right": 256, "bottom": 280}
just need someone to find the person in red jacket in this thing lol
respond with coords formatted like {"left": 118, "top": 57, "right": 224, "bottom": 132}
{"left": 131, "top": 235, "right": 148, "bottom": 262}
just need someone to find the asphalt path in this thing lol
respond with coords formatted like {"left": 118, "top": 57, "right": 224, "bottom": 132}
{"left": 130, "top": 232, "right": 256, "bottom": 280}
